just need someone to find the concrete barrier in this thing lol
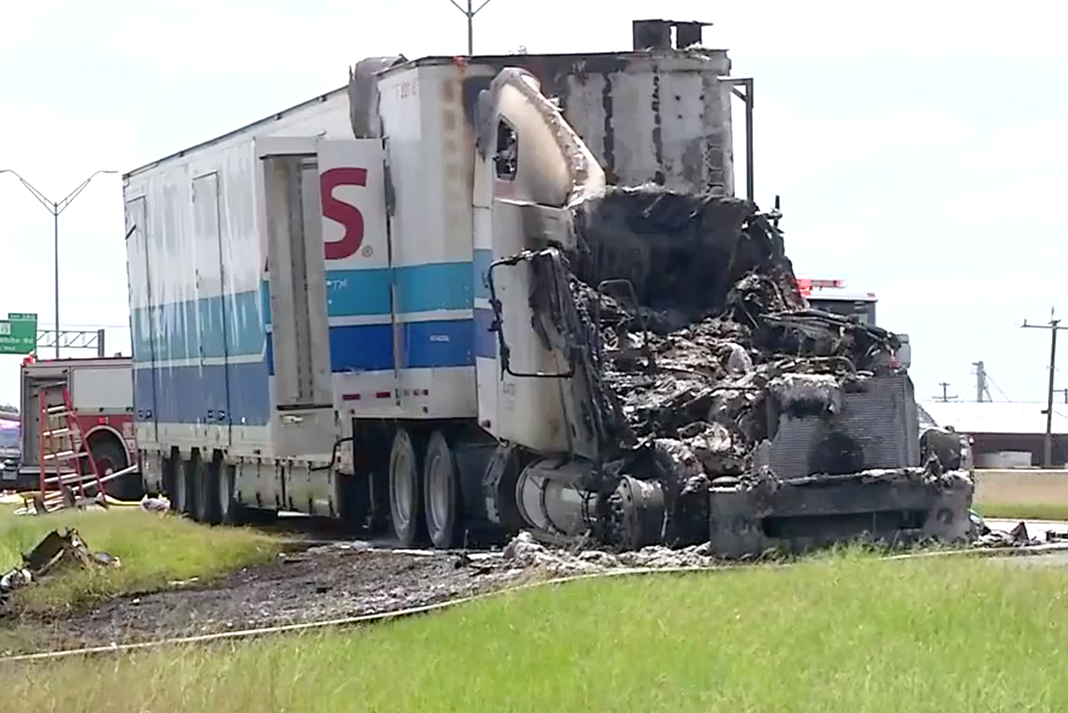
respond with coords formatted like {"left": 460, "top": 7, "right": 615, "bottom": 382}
{"left": 973, "top": 469, "right": 1068, "bottom": 506}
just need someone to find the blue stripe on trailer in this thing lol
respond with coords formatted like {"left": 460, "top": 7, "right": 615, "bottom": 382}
{"left": 266, "top": 319, "right": 477, "bottom": 376}
{"left": 134, "top": 360, "right": 271, "bottom": 426}
{"left": 263, "top": 262, "right": 478, "bottom": 325}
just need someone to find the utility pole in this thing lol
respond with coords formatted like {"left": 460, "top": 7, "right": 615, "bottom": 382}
{"left": 0, "top": 168, "right": 117, "bottom": 358}
{"left": 972, "top": 360, "right": 989, "bottom": 402}
{"left": 448, "top": 0, "right": 496, "bottom": 55}
{"left": 1022, "top": 310, "right": 1065, "bottom": 468}
{"left": 933, "top": 382, "right": 958, "bottom": 403}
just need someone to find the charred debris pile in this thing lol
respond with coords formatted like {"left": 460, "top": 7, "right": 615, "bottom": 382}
{"left": 568, "top": 186, "right": 904, "bottom": 447}
{"left": 553, "top": 186, "right": 969, "bottom": 551}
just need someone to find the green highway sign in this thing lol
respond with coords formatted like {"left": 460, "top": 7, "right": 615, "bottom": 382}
{"left": 0, "top": 312, "right": 38, "bottom": 355}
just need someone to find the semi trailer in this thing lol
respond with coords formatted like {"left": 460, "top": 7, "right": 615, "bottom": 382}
{"left": 123, "top": 19, "right": 972, "bottom": 555}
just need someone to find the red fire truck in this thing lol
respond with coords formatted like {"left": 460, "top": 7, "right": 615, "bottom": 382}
{"left": 12, "top": 355, "right": 141, "bottom": 499}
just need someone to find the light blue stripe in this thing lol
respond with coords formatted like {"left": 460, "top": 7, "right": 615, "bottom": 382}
{"left": 131, "top": 291, "right": 266, "bottom": 364}
{"left": 263, "top": 262, "right": 477, "bottom": 326}
{"left": 135, "top": 261, "right": 480, "bottom": 366}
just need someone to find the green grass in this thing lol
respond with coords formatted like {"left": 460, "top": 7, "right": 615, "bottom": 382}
{"left": 0, "top": 507, "right": 281, "bottom": 613}
{"left": 977, "top": 502, "right": 1068, "bottom": 522}
{"left": 4, "top": 551, "right": 1068, "bottom": 712}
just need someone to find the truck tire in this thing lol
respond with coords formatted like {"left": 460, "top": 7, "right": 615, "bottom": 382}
{"left": 193, "top": 454, "right": 221, "bottom": 525}
{"left": 389, "top": 428, "right": 425, "bottom": 547}
{"left": 424, "top": 431, "right": 462, "bottom": 550}
{"left": 218, "top": 463, "right": 238, "bottom": 525}
{"left": 174, "top": 460, "right": 194, "bottom": 516}
{"left": 88, "top": 436, "right": 140, "bottom": 501}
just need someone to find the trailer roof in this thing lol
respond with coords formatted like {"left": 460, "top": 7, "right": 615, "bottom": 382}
{"left": 123, "top": 85, "right": 348, "bottom": 179}
{"left": 124, "top": 47, "right": 730, "bottom": 180}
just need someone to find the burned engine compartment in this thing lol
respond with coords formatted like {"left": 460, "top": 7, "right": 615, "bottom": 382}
{"left": 502, "top": 186, "right": 974, "bottom": 558}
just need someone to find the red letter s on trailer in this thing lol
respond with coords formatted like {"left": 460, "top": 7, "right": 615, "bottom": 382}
{"left": 321, "top": 167, "right": 368, "bottom": 260}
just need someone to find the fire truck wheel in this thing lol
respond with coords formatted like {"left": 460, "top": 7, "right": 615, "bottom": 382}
{"left": 88, "top": 437, "right": 139, "bottom": 501}
{"left": 424, "top": 431, "right": 461, "bottom": 550}
{"left": 389, "top": 428, "right": 425, "bottom": 547}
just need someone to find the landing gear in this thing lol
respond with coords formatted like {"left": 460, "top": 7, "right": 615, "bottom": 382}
{"left": 424, "top": 430, "right": 462, "bottom": 550}
{"left": 389, "top": 429, "right": 425, "bottom": 546}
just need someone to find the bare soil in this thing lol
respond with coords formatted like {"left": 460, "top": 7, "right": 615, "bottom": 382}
{"left": 6, "top": 544, "right": 531, "bottom": 654}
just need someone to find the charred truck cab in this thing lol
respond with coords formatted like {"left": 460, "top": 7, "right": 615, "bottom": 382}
{"left": 127, "top": 19, "right": 972, "bottom": 557}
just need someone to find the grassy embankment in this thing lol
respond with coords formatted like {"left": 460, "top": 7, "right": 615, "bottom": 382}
{"left": 4, "top": 550, "right": 1068, "bottom": 713}
{"left": 977, "top": 502, "right": 1068, "bottom": 522}
{"left": 0, "top": 507, "right": 281, "bottom": 613}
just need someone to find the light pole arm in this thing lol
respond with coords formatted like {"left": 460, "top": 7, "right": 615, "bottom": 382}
{"left": 0, "top": 168, "right": 117, "bottom": 215}
{"left": 0, "top": 168, "right": 56, "bottom": 214}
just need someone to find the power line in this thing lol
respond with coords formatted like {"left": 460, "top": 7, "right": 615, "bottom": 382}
{"left": 985, "top": 372, "right": 1012, "bottom": 402}
{"left": 933, "top": 382, "right": 958, "bottom": 402}
{"left": 1021, "top": 308, "right": 1064, "bottom": 468}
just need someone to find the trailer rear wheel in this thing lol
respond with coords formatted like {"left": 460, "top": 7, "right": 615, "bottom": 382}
{"left": 218, "top": 464, "right": 238, "bottom": 525}
{"left": 424, "top": 431, "right": 462, "bottom": 550}
{"left": 389, "top": 428, "right": 425, "bottom": 547}
{"left": 174, "top": 459, "right": 194, "bottom": 516}
{"left": 193, "top": 454, "right": 221, "bottom": 525}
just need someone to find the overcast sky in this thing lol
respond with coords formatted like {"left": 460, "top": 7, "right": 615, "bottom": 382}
{"left": 0, "top": 0, "right": 1064, "bottom": 407}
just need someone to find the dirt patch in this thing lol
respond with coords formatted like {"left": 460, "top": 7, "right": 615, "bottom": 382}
{"left": 2, "top": 544, "right": 533, "bottom": 654}
{"left": 0, "top": 532, "right": 738, "bottom": 655}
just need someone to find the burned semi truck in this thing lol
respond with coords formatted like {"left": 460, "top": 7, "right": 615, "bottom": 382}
{"left": 126, "top": 19, "right": 972, "bottom": 557}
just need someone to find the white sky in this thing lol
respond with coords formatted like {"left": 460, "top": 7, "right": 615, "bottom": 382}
{"left": 0, "top": 0, "right": 1065, "bottom": 406}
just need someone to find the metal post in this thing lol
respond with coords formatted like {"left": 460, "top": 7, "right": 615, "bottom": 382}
{"left": 53, "top": 209, "right": 60, "bottom": 358}
{"left": 0, "top": 168, "right": 118, "bottom": 359}
{"left": 1046, "top": 324, "right": 1059, "bottom": 467}
{"left": 725, "top": 78, "right": 755, "bottom": 201}
{"left": 1022, "top": 311, "right": 1064, "bottom": 468}
{"left": 96, "top": 328, "right": 106, "bottom": 358}
{"left": 448, "top": 0, "right": 495, "bottom": 55}
{"left": 467, "top": 0, "right": 474, "bottom": 56}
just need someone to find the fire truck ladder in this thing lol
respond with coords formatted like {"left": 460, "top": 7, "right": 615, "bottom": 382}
{"left": 37, "top": 388, "right": 104, "bottom": 504}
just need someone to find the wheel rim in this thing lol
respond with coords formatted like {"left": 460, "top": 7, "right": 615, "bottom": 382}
{"left": 427, "top": 451, "right": 450, "bottom": 533}
{"left": 392, "top": 443, "right": 412, "bottom": 529}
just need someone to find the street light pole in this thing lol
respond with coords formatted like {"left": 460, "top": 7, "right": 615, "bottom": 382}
{"left": 0, "top": 168, "right": 117, "bottom": 358}
{"left": 447, "top": 0, "right": 496, "bottom": 55}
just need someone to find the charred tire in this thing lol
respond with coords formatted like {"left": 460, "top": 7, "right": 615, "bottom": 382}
{"left": 423, "top": 431, "right": 462, "bottom": 550}
{"left": 389, "top": 428, "right": 425, "bottom": 547}
{"left": 193, "top": 454, "right": 221, "bottom": 525}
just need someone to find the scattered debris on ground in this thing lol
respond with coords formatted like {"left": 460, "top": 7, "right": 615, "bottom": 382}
{"left": 0, "top": 529, "right": 119, "bottom": 603}
{"left": 1, "top": 518, "right": 1065, "bottom": 655}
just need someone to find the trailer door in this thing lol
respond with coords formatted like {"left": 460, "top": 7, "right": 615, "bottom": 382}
{"left": 191, "top": 172, "right": 232, "bottom": 447}
{"left": 125, "top": 196, "right": 159, "bottom": 444}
